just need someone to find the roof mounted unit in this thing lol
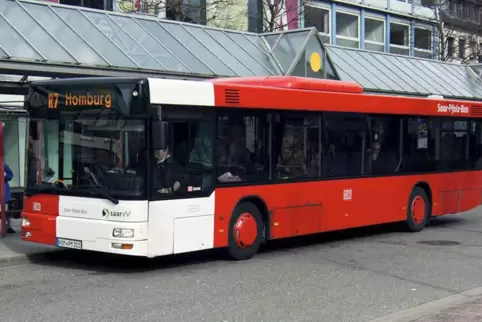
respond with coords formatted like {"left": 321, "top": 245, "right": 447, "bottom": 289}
{"left": 427, "top": 94, "right": 444, "bottom": 99}
{"left": 212, "top": 76, "right": 363, "bottom": 94}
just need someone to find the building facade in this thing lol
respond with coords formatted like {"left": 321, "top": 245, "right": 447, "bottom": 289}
{"left": 437, "top": 0, "right": 482, "bottom": 63}
{"left": 303, "top": 0, "right": 437, "bottom": 59}
{"left": 41, "top": 0, "right": 482, "bottom": 63}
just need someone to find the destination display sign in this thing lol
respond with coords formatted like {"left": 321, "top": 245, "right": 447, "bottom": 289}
{"left": 26, "top": 81, "right": 145, "bottom": 117}
{"left": 47, "top": 92, "right": 112, "bottom": 109}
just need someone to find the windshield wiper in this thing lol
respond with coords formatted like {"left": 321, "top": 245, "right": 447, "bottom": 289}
{"left": 83, "top": 166, "right": 119, "bottom": 204}
{"left": 89, "top": 186, "right": 119, "bottom": 205}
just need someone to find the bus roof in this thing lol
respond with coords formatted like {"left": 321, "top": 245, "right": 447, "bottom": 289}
{"left": 146, "top": 76, "right": 479, "bottom": 118}
{"left": 27, "top": 76, "right": 479, "bottom": 118}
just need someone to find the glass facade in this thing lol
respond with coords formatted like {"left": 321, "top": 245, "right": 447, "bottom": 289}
{"left": 0, "top": 96, "right": 27, "bottom": 190}
{"left": 303, "top": 3, "right": 435, "bottom": 59}
{"left": 326, "top": 45, "right": 482, "bottom": 98}
{"left": 3, "top": 116, "right": 26, "bottom": 189}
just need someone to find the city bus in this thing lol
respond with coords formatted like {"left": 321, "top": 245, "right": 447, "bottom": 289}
{"left": 20, "top": 76, "right": 482, "bottom": 260}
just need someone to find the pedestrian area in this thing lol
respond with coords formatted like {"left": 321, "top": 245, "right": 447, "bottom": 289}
{"left": 413, "top": 297, "right": 482, "bottom": 322}
{"left": 1, "top": 0, "right": 482, "bottom": 100}
{"left": 0, "top": 219, "right": 58, "bottom": 268}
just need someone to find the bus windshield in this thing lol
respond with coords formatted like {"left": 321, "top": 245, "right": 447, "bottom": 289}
{"left": 26, "top": 116, "right": 146, "bottom": 200}
{"left": 24, "top": 79, "right": 148, "bottom": 201}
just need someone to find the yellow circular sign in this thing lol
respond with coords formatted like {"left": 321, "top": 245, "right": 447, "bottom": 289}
{"left": 309, "top": 52, "right": 322, "bottom": 72}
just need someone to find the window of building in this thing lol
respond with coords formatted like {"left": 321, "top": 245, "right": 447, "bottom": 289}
{"left": 414, "top": 27, "right": 432, "bottom": 59}
{"left": 447, "top": 37, "right": 455, "bottom": 57}
{"left": 274, "top": 113, "right": 321, "bottom": 180}
{"left": 364, "top": 17, "right": 385, "bottom": 52}
{"left": 216, "top": 110, "right": 270, "bottom": 183}
{"left": 60, "top": 0, "right": 106, "bottom": 10}
{"left": 323, "top": 113, "right": 366, "bottom": 177}
{"left": 389, "top": 22, "right": 409, "bottom": 56}
{"left": 449, "top": 0, "right": 458, "bottom": 14}
{"left": 459, "top": 38, "right": 466, "bottom": 59}
{"left": 336, "top": 11, "right": 360, "bottom": 48}
{"left": 304, "top": 6, "right": 331, "bottom": 43}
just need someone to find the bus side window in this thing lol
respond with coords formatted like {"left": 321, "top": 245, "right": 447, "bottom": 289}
{"left": 403, "top": 117, "right": 437, "bottom": 173}
{"left": 152, "top": 106, "right": 214, "bottom": 197}
{"left": 472, "top": 121, "right": 482, "bottom": 169}
{"left": 273, "top": 113, "right": 320, "bottom": 180}
{"left": 216, "top": 110, "right": 270, "bottom": 183}
{"left": 366, "top": 116, "right": 401, "bottom": 175}
{"left": 440, "top": 119, "right": 470, "bottom": 171}
{"left": 323, "top": 113, "right": 365, "bottom": 178}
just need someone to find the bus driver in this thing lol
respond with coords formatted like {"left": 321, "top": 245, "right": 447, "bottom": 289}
{"left": 153, "top": 145, "right": 183, "bottom": 194}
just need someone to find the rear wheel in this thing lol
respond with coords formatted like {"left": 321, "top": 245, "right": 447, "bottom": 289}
{"left": 405, "top": 187, "right": 430, "bottom": 232}
{"left": 226, "top": 202, "right": 264, "bottom": 261}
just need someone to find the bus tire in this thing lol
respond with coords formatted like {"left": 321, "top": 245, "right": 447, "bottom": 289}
{"left": 405, "top": 187, "right": 430, "bottom": 232}
{"left": 226, "top": 202, "right": 264, "bottom": 261}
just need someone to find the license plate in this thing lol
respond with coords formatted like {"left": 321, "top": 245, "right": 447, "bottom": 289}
{"left": 56, "top": 238, "right": 82, "bottom": 250}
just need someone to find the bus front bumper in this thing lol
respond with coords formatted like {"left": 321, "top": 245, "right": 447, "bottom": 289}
{"left": 21, "top": 213, "right": 148, "bottom": 257}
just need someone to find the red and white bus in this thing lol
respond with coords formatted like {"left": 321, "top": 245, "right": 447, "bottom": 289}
{"left": 20, "top": 76, "right": 482, "bottom": 260}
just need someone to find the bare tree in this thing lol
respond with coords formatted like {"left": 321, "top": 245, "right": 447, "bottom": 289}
{"left": 209, "top": 0, "right": 308, "bottom": 32}
{"left": 419, "top": 0, "right": 482, "bottom": 63}
{"left": 262, "top": 0, "right": 307, "bottom": 32}
{"left": 115, "top": 0, "right": 237, "bottom": 25}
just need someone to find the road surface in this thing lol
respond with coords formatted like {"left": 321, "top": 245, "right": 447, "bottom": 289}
{"left": 2, "top": 209, "right": 482, "bottom": 321}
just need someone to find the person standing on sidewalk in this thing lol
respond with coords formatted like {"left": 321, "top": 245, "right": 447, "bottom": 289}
{"left": 3, "top": 163, "right": 14, "bottom": 234}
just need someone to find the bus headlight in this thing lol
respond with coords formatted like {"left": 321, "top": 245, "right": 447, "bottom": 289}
{"left": 113, "top": 228, "right": 134, "bottom": 238}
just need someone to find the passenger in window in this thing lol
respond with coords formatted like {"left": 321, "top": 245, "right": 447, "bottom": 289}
{"left": 216, "top": 135, "right": 243, "bottom": 183}
{"left": 42, "top": 167, "right": 56, "bottom": 184}
{"left": 366, "top": 141, "right": 397, "bottom": 175}
{"left": 153, "top": 145, "right": 183, "bottom": 194}
{"left": 277, "top": 133, "right": 307, "bottom": 179}
{"left": 227, "top": 126, "right": 252, "bottom": 177}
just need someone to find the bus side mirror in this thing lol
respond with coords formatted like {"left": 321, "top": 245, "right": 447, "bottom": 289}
{"left": 152, "top": 121, "right": 169, "bottom": 150}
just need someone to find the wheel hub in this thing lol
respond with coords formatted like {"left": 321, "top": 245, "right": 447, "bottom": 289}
{"left": 411, "top": 196, "right": 425, "bottom": 224}
{"left": 233, "top": 213, "right": 258, "bottom": 248}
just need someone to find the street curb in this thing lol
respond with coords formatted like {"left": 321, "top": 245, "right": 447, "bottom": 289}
{"left": 0, "top": 250, "right": 61, "bottom": 268}
{"left": 367, "top": 286, "right": 482, "bottom": 322}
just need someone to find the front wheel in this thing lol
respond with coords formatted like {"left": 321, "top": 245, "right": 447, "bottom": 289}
{"left": 226, "top": 202, "right": 264, "bottom": 261}
{"left": 404, "top": 187, "right": 430, "bottom": 232}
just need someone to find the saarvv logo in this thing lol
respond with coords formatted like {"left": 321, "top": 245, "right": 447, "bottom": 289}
{"left": 102, "top": 208, "right": 131, "bottom": 218}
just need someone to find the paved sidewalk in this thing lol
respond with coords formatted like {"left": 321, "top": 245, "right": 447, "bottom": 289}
{"left": 0, "top": 218, "right": 59, "bottom": 268}
{"left": 411, "top": 296, "right": 482, "bottom": 321}
{"left": 369, "top": 285, "right": 482, "bottom": 322}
